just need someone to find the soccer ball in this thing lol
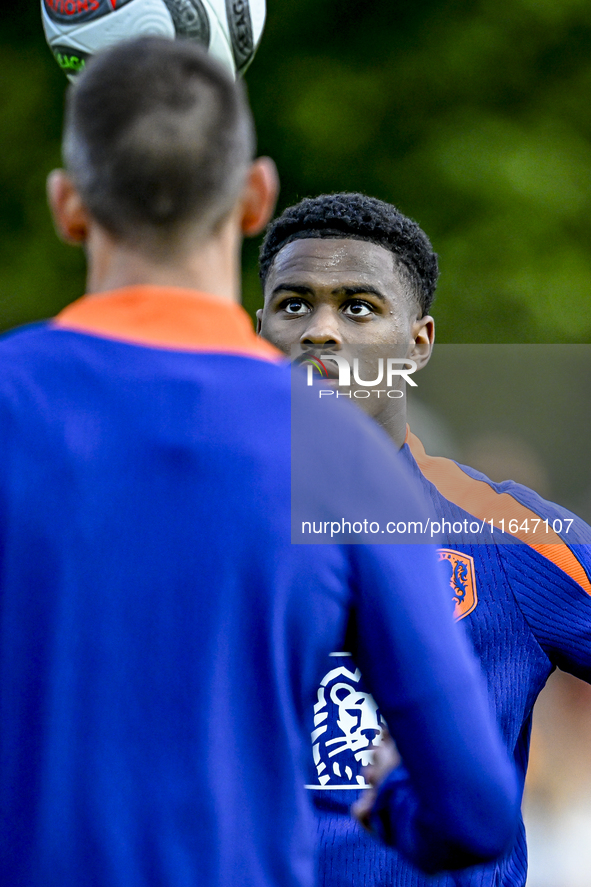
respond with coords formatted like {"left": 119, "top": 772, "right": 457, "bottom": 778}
{"left": 41, "top": 0, "right": 265, "bottom": 80}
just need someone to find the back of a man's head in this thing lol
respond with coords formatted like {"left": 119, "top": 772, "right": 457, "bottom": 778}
{"left": 63, "top": 37, "right": 255, "bottom": 253}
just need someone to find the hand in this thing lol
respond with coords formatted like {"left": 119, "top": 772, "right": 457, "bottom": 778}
{"left": 352, "top": 732, "right": 401, "bottom": 832}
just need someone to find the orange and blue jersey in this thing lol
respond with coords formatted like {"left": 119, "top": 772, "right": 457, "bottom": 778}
{"left": 313, "top": 429, "right": 591, "bottom": 887}
{"left": 0, "top": 287, "right": 519, "bottom": 887}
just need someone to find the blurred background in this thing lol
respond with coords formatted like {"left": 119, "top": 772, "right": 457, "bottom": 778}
{"left": 3, "top": 1, "right": 591, "bottom": 883}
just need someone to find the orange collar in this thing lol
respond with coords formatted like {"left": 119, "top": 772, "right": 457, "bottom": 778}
{"left": 53, "top": 285, "right": 280, "bottom": 361}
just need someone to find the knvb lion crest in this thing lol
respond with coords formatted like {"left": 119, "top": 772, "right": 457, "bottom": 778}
{"left": 307, "top": 657, "right": 387, "bottom": 790}
{"left": 306, "top": 553, "right": 477, "bottom": 791}
{"left": 438, "top": 548, "right": 478, "bottom": 620}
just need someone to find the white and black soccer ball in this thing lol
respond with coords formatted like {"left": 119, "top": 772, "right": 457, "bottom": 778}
{"left": 41, "top": 0, "right": 265, "bottom": 80}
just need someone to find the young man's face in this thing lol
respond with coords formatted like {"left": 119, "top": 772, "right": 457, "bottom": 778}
{"left": 258, "top": 237, "right": 425, "bottom": 350}
{"left": 257, "top": 237, "right": 434, "bottom": 429}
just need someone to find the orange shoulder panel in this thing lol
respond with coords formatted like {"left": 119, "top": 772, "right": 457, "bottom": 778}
{"left": 407, "top": 429, "right": 591, "bottom": 596}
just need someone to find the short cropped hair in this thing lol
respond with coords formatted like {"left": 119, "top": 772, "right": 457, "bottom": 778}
{"left": 259, "top": 193, "right": 439, "bottom": 315}
{"left": 63, "top": 37, "right": 255, "bottom": 251}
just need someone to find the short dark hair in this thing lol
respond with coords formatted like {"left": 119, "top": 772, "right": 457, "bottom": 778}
{"left": 259, "top": 193, "right": 439, "bottom": 315}
{"left": 63, "top": 37, "right": 255, "bottom": 251}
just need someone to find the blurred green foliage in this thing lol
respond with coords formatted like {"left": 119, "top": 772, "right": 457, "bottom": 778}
{"left": 2, "top": 0, "right": 591, "bottom": 341}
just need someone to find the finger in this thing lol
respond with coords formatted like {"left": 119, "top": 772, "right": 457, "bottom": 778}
{"left": 351, "top": 792, "right": 376, "bottom": 832}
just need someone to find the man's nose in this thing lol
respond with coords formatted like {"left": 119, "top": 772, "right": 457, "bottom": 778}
{"left": 300, "top": 306, "right": 342, "bottom": 349}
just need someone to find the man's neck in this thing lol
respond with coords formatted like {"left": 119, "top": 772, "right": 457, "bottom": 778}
{"left": 374, "top": 401, "right": 408, "bottom": 450}
{"left": 84, "top": 217, "right": 241, "bottom": 303}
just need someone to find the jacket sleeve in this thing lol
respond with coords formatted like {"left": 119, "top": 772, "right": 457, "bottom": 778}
{"left": 482, "top": 481, "right": 591, "bottom": 681}
{"left": 501, "top": 540, "right": 591, "bottom": 681}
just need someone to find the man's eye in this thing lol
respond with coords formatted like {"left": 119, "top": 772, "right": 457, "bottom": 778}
{"left": 342, "top": 301, "right": 373, "bottom": 318}
{"left": 282, "top": 299, "right": 310, "bottom": 316}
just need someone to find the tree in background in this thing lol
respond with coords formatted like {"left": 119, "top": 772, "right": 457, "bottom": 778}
{"left": 2, "top": 0, "right": 591, "bottom": 341}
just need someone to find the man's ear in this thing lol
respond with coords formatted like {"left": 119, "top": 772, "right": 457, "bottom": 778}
{"left": 240, "top": 157, "right": 279, "bottom": 237}
{"left": 255, "top": 308, "right": 263, "bottom": 334}
{"left": 409, "top": 315, "right": 435, "bottom": 370}
{"left": 46, "top": 169, "right": 91, "bottom": 245}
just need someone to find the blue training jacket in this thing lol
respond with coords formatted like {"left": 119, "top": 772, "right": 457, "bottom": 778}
{"left": 312, "top": 428, "right": 591, "bottom": 887}
{"left": 0, "top": 287, "right": 518, "bottom": 887}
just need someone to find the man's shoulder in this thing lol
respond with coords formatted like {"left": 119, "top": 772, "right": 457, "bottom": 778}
{"left": 0, "top": 318, "right": 96, "bottom": 370}
{"left": 458, "top": 464, "right": 591, "bottom": 545}
{"left": 405, "top": 434, "right": 591, "bottom": 598}
{"left": 452, "top": 465, "right": 591, "bottom": 612}
{"left": 0, "top": 320, "right": 54, "bottom": 353}
{"left": 0, "top": 317, "right": 292, "bottom": 385}
{"left": 0, "top": 321, "right": 59, "bottom": 394}
{"left": 405, "top": 432, "right": 591, "bottom": 541}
